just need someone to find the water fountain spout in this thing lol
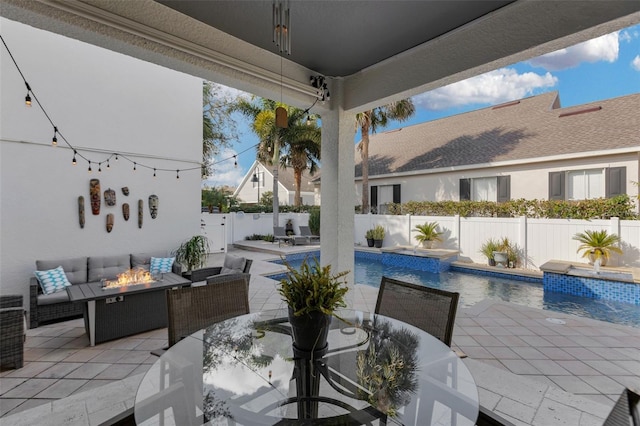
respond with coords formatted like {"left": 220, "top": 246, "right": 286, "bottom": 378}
{"left": 593, "top": 257, "right": 601, "bottom": 274}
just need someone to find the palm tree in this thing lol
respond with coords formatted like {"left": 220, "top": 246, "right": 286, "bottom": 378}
{"left": 234, "top": 98, "right": 320, "bottom": 208}
{"left": 356, "top": 100, "right": 415, "bottom": 213}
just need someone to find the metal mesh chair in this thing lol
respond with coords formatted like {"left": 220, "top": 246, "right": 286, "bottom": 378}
{"left": 166, "top": 273, "right": 250, "bottom": 347}
{"left": 1, "top": 295, "right": 26, "bottom": 370}
{"left": 299, "top": 225, "right": 320, "bottom": 243}
{"left": 603, "top": 387, "right": 640, "bottom": 426}
{"left": 375, "top": 276, "right": 459, "bottom": 347}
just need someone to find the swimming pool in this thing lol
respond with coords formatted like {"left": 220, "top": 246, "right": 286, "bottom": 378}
{"left": 271, "top": 251, "right": 640, "bottom": 328}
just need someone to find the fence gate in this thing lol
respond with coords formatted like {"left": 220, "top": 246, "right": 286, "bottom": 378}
{"left": 201, "top": 213, "right": 226, "bottom": 253}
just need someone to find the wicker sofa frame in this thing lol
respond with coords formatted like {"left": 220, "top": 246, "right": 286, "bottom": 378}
{"left": 1, "top": 295, "right": 25, "bottom": 369}
{"left": 29, "top": 253, "right": 181, "bottom": 328}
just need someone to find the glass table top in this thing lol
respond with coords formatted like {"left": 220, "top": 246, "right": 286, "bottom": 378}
{"left": 135, "top": 309, "right": 478, "bottom": 425}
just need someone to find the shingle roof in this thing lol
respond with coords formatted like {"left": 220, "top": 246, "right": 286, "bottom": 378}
{"left": 355, "top": 91, "right": 640, "bottom": 178}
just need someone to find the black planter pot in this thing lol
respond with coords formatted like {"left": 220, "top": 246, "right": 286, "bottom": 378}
{"left": 288, "top": 308, "right": 332, "bottom": 353}
{"left": 366, "top": 238, "right": 375, "bottom": 247}
{"left": 374, "top": 239, "right": 383, "bottom": 248}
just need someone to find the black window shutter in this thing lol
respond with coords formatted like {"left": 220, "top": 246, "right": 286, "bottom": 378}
{"left": 370, "top": 186, "right": 378, "bottom": 212}
{"left": 605, "top": 167, "right": 626, "bottom": 198}
{"left": 549, "top": 172, "right": 565, "bottom": 200}
{"left": 497, "top": 176, "right": 511, "bottom": 202}
{"left": 392, "top": 184, "right": 401, "bottom": 203}
{"left": 459, "top": 179, "right": 471, "bottom": 200}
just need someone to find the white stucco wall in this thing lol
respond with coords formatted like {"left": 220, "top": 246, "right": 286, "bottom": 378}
{"left": 0, "top": 19, "right": 202, "bottom": 308}
{"left": 357, "top": 152, "right": 639, "bottom": 205}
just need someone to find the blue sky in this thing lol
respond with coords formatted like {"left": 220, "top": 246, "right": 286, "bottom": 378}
{"left": 204, "top": 23, "right": 640, "bottom": 188}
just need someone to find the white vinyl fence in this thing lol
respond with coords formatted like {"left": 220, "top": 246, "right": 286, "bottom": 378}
{"left": 217, "top": 212, "right": 639, "bottom": 270}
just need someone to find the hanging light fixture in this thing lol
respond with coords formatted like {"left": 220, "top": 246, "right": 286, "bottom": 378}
{"left": 72, "top": 150, "right": 77, "bottom": 165}
{"left": 51, "top": 126, "right": 58, "bottom": 146}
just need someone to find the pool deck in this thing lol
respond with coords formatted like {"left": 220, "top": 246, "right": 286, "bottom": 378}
{"left": 2, "top": 242, "right": 640, "bottom": 425}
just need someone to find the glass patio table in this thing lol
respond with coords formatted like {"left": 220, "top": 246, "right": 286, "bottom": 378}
{"left": 134, "top": 309, "right": 479, "bottom": 425}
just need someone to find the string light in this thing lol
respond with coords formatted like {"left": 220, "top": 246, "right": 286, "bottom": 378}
{"left": 115, "top": 153, "right": 118, "bottom": 161}
{"left": 88, "top": 161, "right": 92, "bottom": 173}
{"left": 52, "top": 126, "right": 57, "bottom": 146}
{"left": 133, "top": 162, "right": 137, "bottom": 172}
{"left": 24, "top": 82, "right": 31, "bottom": 107}
{"left": 106, "top": 159, "right": 110, "bottom": 169}
{"left": 72, "top": 150, "right": 77, "bottom": 165}
{"left": 234, "top": 155, "right": 238, "bottom": 168}
{"left": 153, "top": 168, "right": 156, "bottom": 177}
{"left": 98, "top": 163, "right": 102, "bottom": 173}
{"left": 176, "top": 170, "right": 180, "bottom": 179}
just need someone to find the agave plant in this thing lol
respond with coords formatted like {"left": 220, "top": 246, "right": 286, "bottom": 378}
{"left": 573, "top": 229, "right": 622, "bottom": 266}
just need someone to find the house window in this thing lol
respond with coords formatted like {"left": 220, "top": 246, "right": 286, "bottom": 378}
{"left": 549, "top": 167, "right": 625, "bottom": 200}
{"left": 460, "top": 176, "right": 510, "bottom": 202}
{"left": 567, "top": 169, "right": 603, "bottom": 200}
{"left": 370, "top": 184, "right": 401, "bottom": 214}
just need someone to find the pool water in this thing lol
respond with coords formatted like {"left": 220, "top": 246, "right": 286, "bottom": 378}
{"left": 275, "top": 255, "right": 640, "bottom": 328}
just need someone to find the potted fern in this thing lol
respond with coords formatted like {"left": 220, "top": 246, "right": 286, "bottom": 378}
{"left": 413, "top": 221, "right": 443, "bottom": 249}
{"left": 480, "top": 238, "right": 500, "bottom": 266}
{"left": 573, "top": 229, "right": 622, "bottom": 266}
{"left": 365, "top": 229, "right": 375, "bottom": 247}
{"left": 278, "top": 258, "right": 349, "bottom": 353}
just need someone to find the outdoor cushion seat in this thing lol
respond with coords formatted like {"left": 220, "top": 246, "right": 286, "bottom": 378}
{"left": 187, "top": 256, "right": 252, "bottom": 283}
{"left": 37, "top": 291, "right": 72, "bottom": 305}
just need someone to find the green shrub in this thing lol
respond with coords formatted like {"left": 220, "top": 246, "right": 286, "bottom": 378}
{"left": 308, "top": 207, "right": 320, "bottom": 235}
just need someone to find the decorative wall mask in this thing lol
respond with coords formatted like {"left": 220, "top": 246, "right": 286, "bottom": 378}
{"left": 89, "top": 179, "right": 101, "bottom": 215}
{"left": 121, "top": 187, "right": 129, "bottom": 196}
{"left": 122, "top": 203, "right": 130, "bottom": 221}
{"left": 106, "top": 214, "right": 114, "bottom": 233}
{"left": 78, "top": 196, "right": 85, "bottom": 229}
{"left": 149, "top": 195, "right": 159, "bottom": 219}
{"left": 138, "top": 200, "right": 143, "bottom": 229}
{"left": 104, "top": 188, "right": 116, "bottom": 206}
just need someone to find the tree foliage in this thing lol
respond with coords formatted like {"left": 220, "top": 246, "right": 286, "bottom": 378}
{"left": 233, "top": 97, "right": 321, "bottom": 206}
{"left": 356, "top": 99, "right": 415, "bottom": 213}
{"left": 202, "top": 81, "right": 241, "bottom": 178}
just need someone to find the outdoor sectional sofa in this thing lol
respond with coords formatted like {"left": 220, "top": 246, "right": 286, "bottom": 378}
{"left": 29, "top": 252, "right": 182, "bottom": 328}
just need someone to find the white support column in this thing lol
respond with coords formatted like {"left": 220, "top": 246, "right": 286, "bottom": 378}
{"left": 519, "top": 215, "right": 528, "bottom": 269}
{"left": 320, "top": 79, "right": 356, "bottom": 304}
{"left": 610, "top": 216, "right": 620, "bottom": 266}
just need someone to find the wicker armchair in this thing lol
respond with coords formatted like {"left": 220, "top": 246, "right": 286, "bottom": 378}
{"left": 167, "top": 273, "right": 250, "bottom": 347}
{"left": 603, "top": 387, "right": 640, "bottom": 426}
{"left": 187, "top": 257, "right": 252, "bottom": 283}
{"left": 375, "top": 276, "right": 460, "bottom": 347}
{"left": 1, "top": 295, "right": 26, "bottom": 369}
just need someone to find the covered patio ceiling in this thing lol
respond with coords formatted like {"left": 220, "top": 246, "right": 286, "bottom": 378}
{"left": 2, "top": 1, "right": 639, "bottom": 113}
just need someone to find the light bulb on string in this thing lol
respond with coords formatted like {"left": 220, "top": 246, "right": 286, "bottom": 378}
{"left": 52, "top": 127, "right": 58, "bottom": 146}
{"left": 98, "top": 163, "right": 102, "bottom": 173}
{"left": 133, "top": 162, "right": 137, "bottom": 172}
{"left": 88, "top": 161, "right": 92, "bottom": 173}
{"left": 24, "top": 82, "right": 31, "bottom": 107}
{"left": 153, "top": 168, "right": 156, "bottom": 177}
{"left": 234, "top": 156, "right": 238, "bottom": 168}
{"left": 176, "top": 170, "right": 180, "bottom": 179}
{"left": 106, "top": 159, "right": 110, "bottom": 169}
{"left": 115, "top": 154, "right": 118, "bottom": 161}
{"left": 72, "top": 150, "right": 77, "bottom": 165}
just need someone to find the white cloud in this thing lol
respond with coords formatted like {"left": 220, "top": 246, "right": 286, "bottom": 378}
{"left": 413, "top": 68, "right": 557, "bottom": 110}
{"left": 202, "top": 148, "right": 248, "bottom": 188}
{"left": 528, "top": 32, "right": 619, "bottom": 71}
{"left": 632, "top": 55, "right": 640, "bottom": 72}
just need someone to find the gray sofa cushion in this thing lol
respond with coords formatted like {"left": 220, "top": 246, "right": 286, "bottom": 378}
{"left": 131, "top": 252, "right": 169, "bottom": 271}
{"left": 220, "top": 255, "right": 246, "bottom": 275}
{"left": 88, "top": 254, "right": 131, "bottom": 282}
{"left": 37, "top": 291, "right": 70, "bottom": 305}
{"left": 36, "top": 257, "right": 88, "bottom": 285}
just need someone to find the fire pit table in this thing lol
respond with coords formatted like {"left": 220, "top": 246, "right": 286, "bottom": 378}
{"left": 66, "top": 274, "right": 191, "bottom": 346}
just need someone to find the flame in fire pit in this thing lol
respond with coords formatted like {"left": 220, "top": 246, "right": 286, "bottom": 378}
{"left": 103, "top": 268, "right": 155, "bottom": 289}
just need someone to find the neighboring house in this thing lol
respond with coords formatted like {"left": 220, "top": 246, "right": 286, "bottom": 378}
{"left": 234, "top": 161, "right": 318, "bottom": 206}
{"left": 354, "top": 92, "right": 640, "bottom": 213}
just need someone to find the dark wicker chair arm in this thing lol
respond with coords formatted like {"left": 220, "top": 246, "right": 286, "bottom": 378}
{"left": 0, "top": 295, "right": 23, "bottom": 309}
{"left": 189, "top": 267, "right": 223, "bottom": 283}
{"left": 172, "top": 263, "right": 182, "bottom": 275}
{"left": 29, "top": 280, "right": 40, "bottom": 328}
